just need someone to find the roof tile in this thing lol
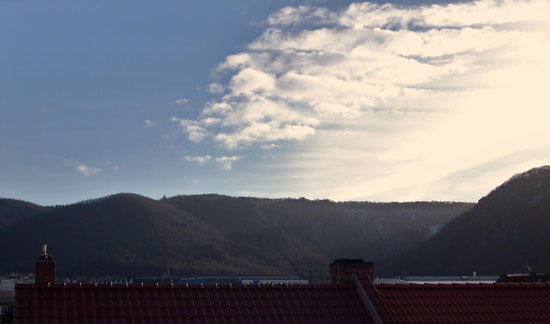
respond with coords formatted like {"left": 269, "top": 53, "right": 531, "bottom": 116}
{"left": 372, "top": 282, "right": 550, "bottom": 323}
{"left": 15, "top": 283, "right": 373, "bottom": 324}
{"left": 15, "top": 280, "right": 550, "bottom": 323}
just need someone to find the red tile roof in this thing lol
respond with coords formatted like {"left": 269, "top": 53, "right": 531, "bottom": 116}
{"left": 15, "top": 277, "right": 550, "bottom": 323}
{"left": 374, "top": 282, "right": 550, "bottom": 323}
{"left": 15, "top": 283, "right": 374, "bottom": 324}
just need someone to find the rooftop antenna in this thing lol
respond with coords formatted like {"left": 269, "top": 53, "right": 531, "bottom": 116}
{"left": 41, "top": 244, "right": 48, "bottom": 257}
{"left": 527, "top": 265, "right": 534, "bottom": 274}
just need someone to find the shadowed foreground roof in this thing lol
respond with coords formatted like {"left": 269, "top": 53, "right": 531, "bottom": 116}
{"left": 15, "top": 283, "right": 373, "bottom": 324}
{"left": 14, "top": 277, "right": 550, "bottom": 323}
{"left": 375, "top": 281, "right": 550, "bottom": 323}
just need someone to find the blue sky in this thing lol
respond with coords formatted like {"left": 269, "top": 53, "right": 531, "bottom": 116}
{"left": 2, "top": 0, "right": 550, "bottom": 205}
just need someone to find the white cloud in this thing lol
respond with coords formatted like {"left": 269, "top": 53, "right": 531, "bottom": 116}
{"left": 174, "top": 0, "right": 550, "bottom": 200}
{"left": 201, "top": 117, "right": 221, "bottom": 126}
{"left": 75, "top": 164, "right": 103, "bottom": 177}
{"left": 203, "top": 101, "right": 232, "bottom": 114}
{"left": 228, "top": 68, "right": 276, "bottom": 95}
{"left": 174, "top": 98, "right": 188, "bottom": 105}
{"left": 215, "top": 156, "right": 241, "bottom": 170}
{"left": 207, "top": 82, "right": 225, "bottom": 94}
{"left": 171, "top": 117, "right": 208, "bottom": 143}
{"left": 144, "top": 120, "right": 155, "bottom": 127}
{"left": 188, "top": 0, "right": 550, "bottom": 150}
{"left": 183, "top": 155, "right": 211, "bottom": 166}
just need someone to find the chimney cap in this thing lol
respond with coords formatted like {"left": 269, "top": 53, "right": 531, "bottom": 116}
{"left": 37, "top": 244, "right": 54, "bottom": 261}
{"left": 329, "top": 259, "right": 375, "bottom": 283}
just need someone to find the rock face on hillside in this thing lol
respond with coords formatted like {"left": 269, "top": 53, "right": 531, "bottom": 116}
{"left": 388, "top": 166, "right": 550, "bottom": 276}
{"left": 0, "top": 194, "right": 471, "bottom": 278}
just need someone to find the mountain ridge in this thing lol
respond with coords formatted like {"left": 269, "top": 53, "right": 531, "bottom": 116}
{"left": 0, "top": 193, "right": 472, "bottom": 278}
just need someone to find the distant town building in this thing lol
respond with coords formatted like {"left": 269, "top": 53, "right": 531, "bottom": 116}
{"left": 0, "top": 274, "right": 32, "bottom": 324}
{"left": 128, "top": 275, "right": 308, "bottom": 286}
{"left": 498, "top": 273, "right": 550, "bottom": 283}
{"left": 0, "top": 279, "right": 33, "bottom": 292}
{"left": 0, "top": 291, "right": 14, "bottom": 324}
{"left": 179, "top": 276, "right": 308, "bottom": 286}
{"left": 400, "top": 274, "right": 498, "bottom": 284}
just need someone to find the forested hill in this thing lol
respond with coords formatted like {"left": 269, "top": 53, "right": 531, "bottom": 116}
{"left": 387, "top": 166, "right": 550, "bottom": 276}
{"left": 0, "top": 198, "right": 49, "bottom": 229}
{"left": 0, "top": 194, "right": 472, "bottom": 278}
{"left": 166, "top": 195, "right": 473, "bottom": 274}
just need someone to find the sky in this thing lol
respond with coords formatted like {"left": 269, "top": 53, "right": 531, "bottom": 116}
{"left": 1, "top": 0, "right": 550, "bottom": 205}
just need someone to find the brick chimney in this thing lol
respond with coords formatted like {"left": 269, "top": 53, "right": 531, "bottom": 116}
{"left": 329, "top": 259, "right": 374, "bottom": 283}
{"left": 35, "top": 244, "right": 55, "bottom": 285}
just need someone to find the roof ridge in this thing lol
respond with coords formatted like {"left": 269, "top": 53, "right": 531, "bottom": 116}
{"left": 375, "top": 282, "right": 550, "bottom": 288}
{"left": 354, "top": 273, "right": 398, "bottom": 324}
{"left": 15, "top": 282, "right": 357, "bottom": 289}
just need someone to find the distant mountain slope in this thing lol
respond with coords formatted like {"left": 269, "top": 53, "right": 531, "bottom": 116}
{"left": 0, "top": 194, "right": 291, "bottom": 277}
{"left": 389, "top": 166, "right": 550, "bottom": 276}
{"left": 166, "top": 196, "right": 472, "bottom": 277}
{"left": 0, "top": 198, "right": 48, "bottom": 228}
{"left": 0, "top": 194, "right": 472, "bottom": 278}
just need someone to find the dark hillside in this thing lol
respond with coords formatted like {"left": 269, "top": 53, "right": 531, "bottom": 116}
{"left": 0, "top": 193, "right": 472, "bottom": 278}
{"left": 389, "top": 166, "right": 550, "bottom": 276}
{"left": 167, "top": 196, "right": 473, "bottom": 277}
{"left": 0, "top": 198, "right": 48, "bottom": 229}
{"left": 0, "top": 194, "right": 290, "bottom": 276}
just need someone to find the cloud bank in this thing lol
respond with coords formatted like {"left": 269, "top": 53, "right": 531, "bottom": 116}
{"left": 175, "top": 0, "right": 550, "bottom": 201}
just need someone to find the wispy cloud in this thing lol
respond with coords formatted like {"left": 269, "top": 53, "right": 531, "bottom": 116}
{"left": 215, "top": 156, "right": 241, "bottom": 170}
{"left": 266, "top": 5, "right": 338, "bottom": 26}
{"left": 422, "top": 147, "right": 550, "bottom": 201}
{"left": 183, "top": 155, "right": 211, "bottom": 165}
{"left": 144, "top": 120, "right": 155, "bottom": 127}
{"left": 43, "top": 155, "right": 103, "bottom": 177}
{"left": 174, "top": 98, "right": 188, "bottom": 105}
{"left": 75, "top": 164, "right": 103, "bottom": 177}
{"left": 261, "top": 143, "right": 278, "bottom": 150}
{"left": 182, "top": 154, "right": 241, "bottom": 170}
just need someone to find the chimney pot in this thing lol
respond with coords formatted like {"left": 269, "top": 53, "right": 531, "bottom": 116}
{"left": 35, "top": 244, "right": 56, "bottom": 285}
{"left": 329, "top": 259, "right": 374, "bottom": 284}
